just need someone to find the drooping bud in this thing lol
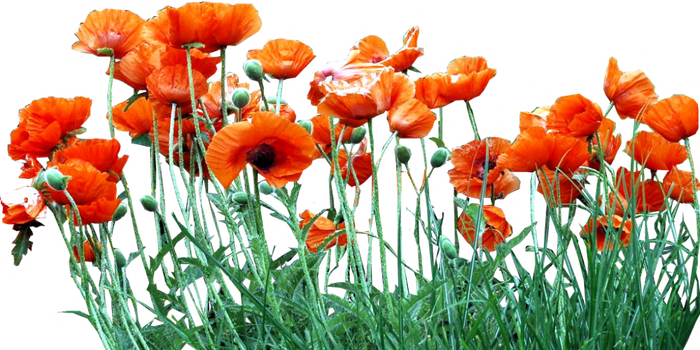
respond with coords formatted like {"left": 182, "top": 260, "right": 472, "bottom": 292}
{"left": 243, "top": 59, "right": 264, "bottom": 81}
{"left": 233, "top": 191, "right": 249, "bottom": 205}
{"left": 439, "top": 236, "right": 458, "bottom": 259}
{"left": 45, "top": 168, "right": 70, "bottom": 191}
{"left": 396, "top": 145, "right": 412, "bottom": 165}
{"left": 139, "top": 195, "right": 158, "bottom": 212}
{"left": 349, "top": 127, "right": 366, "bottom": 144}
{"left": 114, "top": 249, "right": 127, "bottom": 269}
{"left": 298, "top": 120, "right": 313, "bottom": 134}
{"left": 232, "top": 88, "right": 251, "bottom": 109}
{"left": 430, "top": 147, "right": 450, "bottom": 168}
{"left": 258, "top": 181, "right": 274, "bottom": 195}
{"left": 112, "top": 203, "right": 128, "bottom": 221}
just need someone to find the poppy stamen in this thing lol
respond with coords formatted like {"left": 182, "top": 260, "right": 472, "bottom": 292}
{"left": 246, "top": 143, "right": 276, "bottom": 171}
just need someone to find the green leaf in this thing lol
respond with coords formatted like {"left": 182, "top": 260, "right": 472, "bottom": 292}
{"left": 11, "top": 224, "right": 39, "bottom": 266}
{"left": 117, "top": 191, "right": 128, "bottom": 201}
{"left": 123, "top": 91, "right": 148, "bottom": 112}
{"left": 131, "top": 133, "right": 152, "bottom": 147}
{"left": 407, "top": 66, "right": 422, "bottom": 73}
{"left": 360, "top": 5, "right": 372, "bottom": 17}
{"left": 125, "top": 246, "right": 146, "bottom": 268}
{"left": 429, "top": 137, "right": 446, "bottom": 149}
{"left": 270, "top": 249, "right": 297, "bottom": 270}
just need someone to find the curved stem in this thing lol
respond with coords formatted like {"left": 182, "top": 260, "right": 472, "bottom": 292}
{"left": 466, "top": 101, "right": 481, "bottom": 141}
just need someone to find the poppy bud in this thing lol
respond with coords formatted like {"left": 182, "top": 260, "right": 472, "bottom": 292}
{"left": 139, "top": 195, "right": 158, "bottom": 212}
{"left": 258, "top": 181, "right": 274, "bottom": 195}
{"left": 431, "top": 148, "right": 450, "bottom": 168}
{"left": 349, "top": 127, "right": 366, "bottom": 144}
{"left": 45, "top": 168, "right": 70, "bottom": 191}
{"left": 396, "top": 145, "right": 411, "bottom": 165}
{"left": 233, "top": 191, "right": 249, "bottom": 205}
{"left": 232, "top": 88, "right": 251, "bottom": 109}
{"left": 439, "top": 236, "right": 458, "bottom": 259}
{"left": 243, "top": 59, "right": 264, "bottom": 81}
{"left": 114, "top": 249, "right": 127, "bottom": 269}
{"left": 112, "top": 203, "right": 128, "bottom": 221}
{"left": 259, "top": 104, "right": 276, "bottom": 113}
{"left": 298, "top": 120, "right": 313, "bottom": 134}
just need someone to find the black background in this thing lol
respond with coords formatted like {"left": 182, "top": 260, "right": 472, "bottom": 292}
{"left": 0, "top": 0, "right": 700, "bottom": 349}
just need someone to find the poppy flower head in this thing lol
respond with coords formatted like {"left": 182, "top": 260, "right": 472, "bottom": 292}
{"left": 546, "top": 94, "right": 603, "bottom": 137}
{"left": 442, "top": 56, "right": 496, "bottom": 102}
{"left": 536, "top": 168, "right": 582, "bottom": 207}
{"left": 19, "top": 156, "right": 43, "bottom": 180}
{"left": 663, "top": 167, "right": 700, "bottom": 204}
{"left": 73, "top": 9, "right": 146, "bottom": 58}
{"left": 414, "top": 73, "right": 452, "bottom": 109}
{"left": 609, "top": 167, "right": 666, "bottom": 216}
{"left": 497, "top": 127, "right": 553, "bottom": 173}
{"left": 457, "top": 205, "right": 512, "bottom": 252}
{"left": 547, "top": 134, "right": 590, "bottom": 174}
{"left": 146, "top": 65, "right": 208, "bottom": 106}
{"left": 387, "top": 99, "right": 436, "bottom": 139}
{"left": 73, "top": 240, "right": 101, "bottom": 263}
{"left": 308, "top": 63, "right": 385, "bottom": 106}
{"left": 165, "top": 3, "right": 219, "bottom": 51}
{"left": 642, "top": 95, "right": 698, "bottom": 142}
{"left": 210, "top": 3, "right": 262, "bottom": 47}
{"left": 333, "top": 148, "right": 373, "bottom": 187}
{"left": 200, "top": 73, "right": 249, "bottom": 120}
{"left": 310, "top": 115, "right": 354, "bottom": 157}
{"left": 449, "top": 137, "right": 511, "bottom": 193}
{"left": 604, "top": 57, "right": 658, "bottom": 120}
{"left": 580, "top": 215, "right": 632, "bottom": 251}
{"left": 624, "top": 131, "right": 687, "bottom": 171}
{"left": 519, "top": 107, "right": 549, "bottom": 133}
{"left": 111, "top": 96, "right": 155, "bottom": 138}
{"left": 1, "top": 187, "right": 46, "bottom": 225}
{"left": 247, "top": 39, "right": 316, "bottom": 79}
{"left": 346, "top": 26, "right": 424, "bottom": 72}
{"left": 53, "top": 138, "right": 129, "bottom": 182}
{"left": 299, "top": 210, "right": 348, "bottom": 253}
{"left": 588, "top": 118, "right": 622, "bottom": 170}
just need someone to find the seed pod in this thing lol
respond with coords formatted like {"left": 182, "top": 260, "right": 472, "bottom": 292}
{"left": 430, "top": 147, "right": 450, "bottom": 168}
{"left": 258, "top": 181, "right": 274, "bottom": 195}
{"left": 243, "top": 59, "right": 264, "bottom": 81}
{"left": 112, "top": 203, "right": 128, "bottom": 221}
{"left": 114, "top": 249, "right": 127, "bottom": 269}
{"left": 349, "top": 127, "right": 366, "bottom": 144}
{"left": 233, "top": 191, "right": 249, "bottom": 205}
{"left": 395, "top": 145, "right": 412, "bottom": 165}
{"left": 45, "top": 168, "right": 69, "bottom": 191}
{"left": 439, "top": 236, "right": 458, "bottom": 259}
{"left": 298, "top": 120, "right": 313, "bottom": 134}
{"left": 139, "top": 195, "right": 158, "bottom": 212}
{"left": 231, "top": 88, "right": 251, "bottom": 108}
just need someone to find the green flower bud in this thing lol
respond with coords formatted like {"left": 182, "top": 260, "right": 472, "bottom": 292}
{"left": 430, "top": 147, "right": 450, "bottom": 168}
{"left": 45, "top": 168, "right": 70, "bottom": 191}
{"left": 298, "top": 120, "right": 313, "bottom": 134}
{"left": 395, "top": 145, "right": 412, "bottom": 165}
{"left": 139, "top": 195, "right": 158, "bottom": 212}
{"left": 439, "top": 236, "right": 458, "bottom": 259}
{"left": 258, "top": 181, "right": 275, "bottom": 195}
{"left": 233, "top": 191, "right": 249, "bottom": 205}
{"left": 243, "top": 59, "right": 264, "bottom": 81}
{"left": 259, "top": 103, "right": 276, "bottom": 113}
{"left": 114, "top": 249, "right": 127, "bottom": 269}
{"left": 349, "top": 127, "right": 366, "bottom": 144}
{"left": 232, "top": 88, "right": 251, "bottom": 109}
{"left": 112, "top": 203, "right": 128, "bottom": 221}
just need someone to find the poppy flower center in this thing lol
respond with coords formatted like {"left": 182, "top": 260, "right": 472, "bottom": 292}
{"left": 475, "top": 161, "right": 497, "bottom": 179}
{"left": 246, "top": 143, "right": 276, "bottom": 171}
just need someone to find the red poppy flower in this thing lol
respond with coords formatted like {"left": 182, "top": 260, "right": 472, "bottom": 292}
{"left": 165, "top": 3, "right": 218, "bottom": 51}
{"left": 210, "top": 3, "right": 262, "bottom": 47}
{"left": 247, "top": 39, "right": 316, "bottom": 79}
{"left": 546, "top": 94, "right": 603, "bottom": 137}
{"left": 9, "top": 97, "right": 92, "bottom": 161}
{"left": 547, "top": 134, "right": 590, "bottom": 174}
{"left": 536, "top": 168, "right": 583, "bottom": 207}
{"left": 308, "top": 63, "right": 385, "bottom": 106}
{"left": 442, "top": 57, "right": 496, "bottom": 102}
{"left": 519, "top": 108, "right": 548, "bottom": 133}
{"left": 147, "top": 65, "right": 208, "bottom": 106}
{"left": 53, "top": 138, "right": 128, "bottom": 182}
{"left": 19, "top": 156, "right": 43, "bottom": 180}
{"left": 200, "top": 73, "right": 249, "bottom": 120}
{"left": 587, "top": 118, "right": 622, "bottom": 170}
{"left": 497, "top": 127, "right": 553, "bottom": 172}
{"left": 604, "top": 57, "right": 658, "bottom": 120}
{"left": 333, "top": 147, "right": 373, "bottom": 187}
{"left": 206, "top": 112, "right": 316, "bottom": 188}
{"left": 310, "top": 115, "right": 354, "bottom": 157}
{"left": 46, "top": 159, "right": 121, "bottom": 225}
{"left": 1, "top": 187, "right": 46, "bottom": 225}
{"left": 642, "top": 95, "right": 698, "bottom": 142}
{"left": 608, "top": 167, "right": 665, "bottom": 215}
{"left": 624, "top": 131, "right": 687, "bottom": 171}
{"left": 414, "top": 73, "right": 452, "bottom": 109}
{"left": 73, "top": 240, "right": 100, "bottom": 263}
{"left": 72, "top": 9, "right": 145, "bottom": 58}
{"left": 457, "top": 205, "right": 512, "bottom": 252}
{"left": 299, "top": 210, "right": 348, "bottom": 253}
{"left": 580, "top": 215, "right": 632, "bottom": 251}
{"left": 142, "top": 8, "right": 170, "bottom": 46}
{"left": 111, "top": 97, "right": 155, "bottom": 138}
{"left": 345, "top": 26, "right": 423, "bottom": 72}
{"left": 449, "top": 137, "right": 512, "bottom": 195}
{"left": 387, "top": 99, "right": 436, "bottom": 138}
{"left": 663, "top": 167, "right": 700, "bottom": 203}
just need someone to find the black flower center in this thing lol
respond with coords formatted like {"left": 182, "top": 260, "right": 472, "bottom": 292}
{"left": 246, "top": 143, "right": 276, "bottom": 171}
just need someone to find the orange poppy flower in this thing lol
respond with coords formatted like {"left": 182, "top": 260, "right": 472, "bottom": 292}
{"left": 210, "top": 3, "right": 262, "bottom": 47}
{"left": 9, "top": 97, "right": 92, "bottom": 161}
{"left": 624, "top": 131, "right": 687, "bottom": 171}
{"left": 642, "top": 95, "right": 698, "bottom": 142}
{"left": 111, "top": 97, "right": 154, "bottom": 138}
{"left": 310, "top": 115, "right": 354, "bottom": 157}
{"left": 165, "top": 3, "right": 218, "bottom": 51}
{"left": 46, "top": 159, "right": 121, "bottom": 225}
{"left": 308, "top": 63, "right": 385, "bottom": 106}
{"left": 587, "top": 118, "right": 622, "bottom": 170}
{"left": 604, "top": 57, "right": 658, "bottom": 120}
{"left": 457, "top": 205, "right": 512, "bottom": 252}
{"left": 345, "top": 26, "right": 424, "bottom": 72}
{"left": 333, "top": 147, "right": 373, "bottom": 187}
{"left": 580, "top": 215, "right": 632, "bottom": 251}
{"left": 200, "top": 73, "right": 249, "bottom": 120}
{"left": 53, "top": 138, "right": 129, "bottom": 182}
{"left": 317, "top": 68, "right": 414, "bottom": 127}
{"left": 73, "top": 240, "right": 101, "bottom": 263}
{"left": 519, "top": 108, "right": 548, "bottom": 133}
{"left": 387, "top": 99, "right": 436, "bottom": 138}
{"left": 247, "top": 39, "right": 316, "bottom": 79}
{"left": 19, "top": 156, "right": 43, "bottom": 180}
{"left": 608, "top": 167, "right": 665, "bottom": 216}
{"left": 536, "top": 167, "right": 582, "bottom": 207}
{"left": 206, "top": 112, "right": 316, "bottom": 188}
{"left": 1, "top": 187, "right": 46, "bottom": 225}
{"left": 663, "top": 167, "right": 700, "bottom": 204}
{"left": 497, "top": 127, "right": 553, "bottom": 172}
{"left": 442, "top": 56, "right": 496, "bottom": 102}
{"left": 414, "top": 73, "right": 452, "bottom": 109}
{"left": 547, "top": 134, "right": 590, "bottom": 174}
{"left": 449, "top": 137, "right": 512, "bottom": 193}
{"left": 299, "top": 210, "right": 348, "bottom": 253}
{"left": 546, "top": 94, "right": 603, "bottom": 137}
{"left": 72, "top": 9, "right": 145, "bottom": 58}
{"left": 146, "top": 65, "right": 208, "bottom": 106}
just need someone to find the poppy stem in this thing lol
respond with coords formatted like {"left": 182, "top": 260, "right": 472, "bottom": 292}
{"left": 275, "top": 78, "right": 284, "bottom": 113}
{"left": 466, "top": 101, "right": 481, "bottom": 141}
{"left": 258, "top": 79, "right": 270, "bottom": 111}
{"left": 220, "top": 47, "right": 229, "bottom": 126}
{"left": 107, "top": 55, "right": 116, "bottom": 138}
{"left": 438, "top": 107, "right": 444, "bottom": 141}
{"left": 684, "top": 138, "right": 700, "bottom": 288}
{"left": 395, "top": 135, "right": 407, "bottom": 302}
{"left": 367, "top": 119, "right": 391, "bottom": 303}
{"left": 604, "top": 101, "right": 614, "bottom": 117}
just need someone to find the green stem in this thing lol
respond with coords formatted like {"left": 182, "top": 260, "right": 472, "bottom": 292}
{"left": 368, "top": 119, "right": 391, "bottom": 297}
{"left": 275, "top": 78, "right": 284, "bottom": 113}
{"left": 684, "top": 139, "right": 700, "bottom": 290}
{"left": 107, "top": 55, "right": 115, "bottom": 138}
{"left": 466, "top": 101, "right": 481, "bottom": 141}
{"left": 220, "top": 47, "right": 229, "bottom": 126}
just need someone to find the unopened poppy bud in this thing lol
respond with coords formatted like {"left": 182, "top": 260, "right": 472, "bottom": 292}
{"left": 259, "top": 103, "right": 276, "bottom": 113}
{"left": 258, "top": 181, "right": 274, "bottom": 195}
{"left": 298, "top": 120, "right": 313, "bottom": 134}
{"left": 232, "top": 88, "right": 251, "bottom": 109}
{"left": 114, "top": 249, "right": 127, "bottom": 269}
{"left": 233, "top": 191, "right": 249, "bottom": 205}
{"left": 112, "top": 203, "right": 128, "bottom": 221}
{"left": 45, "top": 168, "right": 70, "bottom": 191}
{"left": 243, "top": 59, "right": 264, "bottom": 81}
{"left": 139, "top": 195, "right": 158, "bottom": 212}
{"left": 349, "top": 127, "right": 366, "bottom": 144}
{"left": 439, "top": 236, "right": 458, "bottom": 259}
{"left": 431, "top": 148, "right": 450, "bottom": 168}
{"left": 396, "top": 145, "right": 411, "bottom": 165}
